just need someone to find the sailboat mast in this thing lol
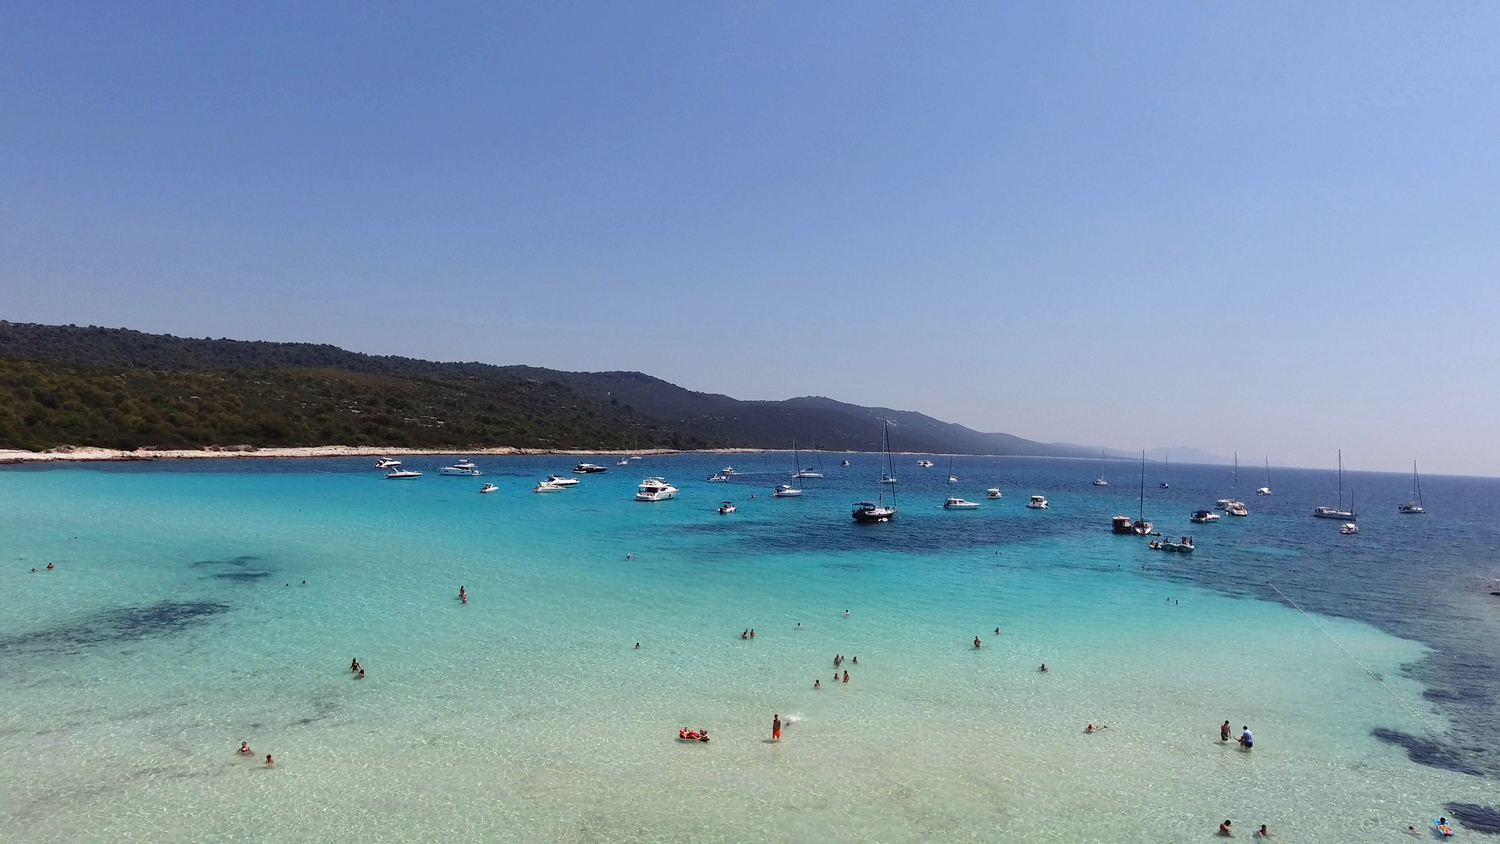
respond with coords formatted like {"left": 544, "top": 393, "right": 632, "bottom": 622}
{"left": 1138, "top": 450, "right": 1146, "bottom": 521}
{"left": 793, "top": 439, "right": 801, "bottom": 490}
{"left": 1337, "top": 449, "right": 1343, "bottom": 510}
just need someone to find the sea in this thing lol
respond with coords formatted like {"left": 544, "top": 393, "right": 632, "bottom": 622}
{"left": 2, "top": 453, "right": 1498, "bottom": 842}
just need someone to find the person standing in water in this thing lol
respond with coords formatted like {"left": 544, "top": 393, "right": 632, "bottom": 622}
{"left": 264, "top": 754, "right": 275, "bottom": 767}
{"left": 974, "top": 636, "right": 981, "bottom": 648}
{"left": 842, "top": 670, "right": 849, "bottom": 683}
{"left": 1221, "top": 720, "right": 1231, "bottom": 742}
{"left": 1239, "top": 727, "right": 1253, "bottom": 749}
{"left": 772, "top": 714, "right": 781, "bottom": 741}
{"left": 459, "top": 586, "right": 467, "bottom": 604}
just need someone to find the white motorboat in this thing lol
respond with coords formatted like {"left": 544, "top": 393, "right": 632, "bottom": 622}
{"left": 772, "top": 484, "right": 803, "bottom": 498}
{"left": 987, "top": 488, "right": 1002, "bottom": 499}
{"left": 916, "top": 459, "right": 934, "bottom": 468}
{"left": 706, "top": 473, "right": 730, "bottom": 482}
{"left": 479, "top": 483, "right": 499, "bottom": 494}
{"left": 545, "top": 475, "right": 579, "bottom": 486}
{"left": 1214, "top": 499, "right": 1233, "bottom": 510}
{"left": 840, "top": 459, "right": 850, "bottom": 467}
{"left": 374, "top": 458, "right": 402, "bottom": 469}
{"left": 1027, "top": 495, "right": 1048, "bottom": 509}
{"left": 718, "top": 501, "right": 736, "bottom": 514}
{"left": 1256, "top": 487, "right": 1272, "bottom": 496}
{"left": 721, "top": 467, "right": 736, "bottom": 475}
{"left": 1313, "top": 451, "right": 1356, "bottom": 521}
{"left": 573, "top": 463, "right": 608, "bottom": 474}
{"left": 943, "top": 497, "right": 980, "bottom": 510}
{"left": 630, "top": 456, "right": 641, "bottom": 461}
{"left": 635, "top": 478, "right": 677, "bottom": 501}
{"left": 440, "top": 460, "right": 482, "bottom": 476}
{"left": 533, "top": 481, "right": 565, "bottom": 493}
{"left": 1190, "top": 509, "right": 1220, "bottom": 523}
{"left": 384, "top": 469, "right": 422, "bottom": 479}
{"left": 617, "top": 458, "right": 629, "bottom": 466}
{"left": 1340, "top": 522, "right": 1359, "bottom": 534}
{"left": 1399, "top": 461, "right": 1426, "bottom": 514}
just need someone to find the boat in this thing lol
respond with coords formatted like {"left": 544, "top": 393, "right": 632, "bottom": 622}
{"left": 479, "top": 483, "right": 499, "bottom": 494}
{"left": 916, "top": 459, "right": 934, "bottom": 468}
{"left": 1189, "top": 509, "right": 1220, "bottom": 523}
{"left": 617, "top": 457, "right": 629, "bottom": 466}
{"left": 1129, "top": 450, "right": 1153, "bottom": 534}
{"left": 1313, "top": 451, "right": 1356, "bottom": 520}
{"left": 853, "top": 421, "right": 898, "bottom": 523}
{"left": 1227, "top": 502, "right": 1248, "bottom": 517}
{"left": 721, "top": 467, "right": 736, "bottom": 475}
{"left": 706, "top": 472, "right": 730, "bottom": 482}
{"left": 440, "top": 459, "right": 482, "bottom": 476}
{"left": 987, "top": 488, "right": 1002, "bottom": 499}
{"left": 1214, "top": 499, "right": 1233, "bottom": 511}
{"left": 840, "top": 459, "right": 850, "bottom": 467}
{"left": 717, "top": 501, "right": 736, "bottom": 514}
{"left": 635, "top": 478, "right": 677, "bottom": 501}
{"left": 1160, "top": 453, "right": 1169, "bottom": 489}
{"left": 1340, "top": 522, "right": 1359, "bottom": 535}
{"left": 533, "top": 480, "right": 565, "bottom": 493}
{"left": 374, "top": 457, "right": 402, "bottom": 469}
{"left": 384, "top": 469, "right": 422, "bottom": 479}
{"left": 1176, "top": 536, "right": 1195, "bottom": 553}
{"left": 1398, "top": 461, "right": 1426, "bottom": 514}
{"left": 1158, "top": 536, "right": 1196, "bottom": 553}
{"left": 1092, "top": 450, "right": 1109, "bottom": 486}
{"left": 545, "top": 475, "right": 579, "bottom": 486}
{"left": 772, "top": 484, "right": 804, "bottom": 498}
{"left": 1221, "top": 453, "right": 1247, "bottom": 515}
{"left": 1256, "top": 457, "right": 1272, "bottom": 495}
{"left": 1027, "top": 495, "right": 1048, "bottom": 509}
{"left": 793, "top": 440, "right": 825, "bottom": 478}
{"left": 1112, "top": 515, "right": 1135, "bottom": 534}
{"left": 573, "top": 463, "right": 608, "bottom": 474}
{"left": 943, "top": 497, "right": 980, "bottom": 510}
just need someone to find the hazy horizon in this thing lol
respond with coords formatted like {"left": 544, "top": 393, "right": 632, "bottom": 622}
{"left": 4, "top": 3, "right": 1497, "bottom": 475}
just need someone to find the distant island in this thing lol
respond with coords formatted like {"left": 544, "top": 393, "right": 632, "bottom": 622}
{"left": 0, "top": 321, "right": 1105, "bottom": 458}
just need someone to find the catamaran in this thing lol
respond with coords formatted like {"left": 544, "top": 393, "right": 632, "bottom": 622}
{"left": 1313, "top": 450, "right": 1356, "bottom": 520}
{"left": 853, "top": 421, "right": 898, "bottom": 523}
{"left": 1398, "top": 461, "right": 1426, "bottom": 514}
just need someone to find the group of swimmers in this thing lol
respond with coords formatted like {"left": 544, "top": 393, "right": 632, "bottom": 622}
{"left": 740, "top": 629, "right": 755, "bottom": 639}
{"left": 237, "top": 742, "right": 274, "bottom": 767}
{"left": 28, "top": 562, "right": 55, "bottom": 572}
{"left": 351, "top": 657, "right": 365, "bottom": 680}
{"left": 1217, "top": 819, "right": 1270, "bottom": 837}
{"left": 1220, "top": 720, "right": 1252, "bottom": 749}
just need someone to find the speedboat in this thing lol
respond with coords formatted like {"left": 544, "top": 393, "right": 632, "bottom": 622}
{"left": 943, "top": 497, "right": 980, "bottom": 510}
{"left": 533, "top": 480, "right": 565, "bottom": 493}
{"left": 717, "top": 501, "right": 736, "bottom": 514}
{"left": 948, "top": 475, "right": 958, "bottom": 484}
{"left": 1340, "top": 523, "right": 1359, "bottom": 535}
{"left": 1190, "top": 510, "right": 1220, "bottom": 523}
{"left": 573, "top": 463, "right": 609, "bottom": 474}
{"left": 384, "top": 469, "right": 422, "bottom": 479}
{"left": 706, "top": 473, "right": 730, "bottom": 482}
{"left": 374, "top": 458, "right": 402, "bottom": 469}
{"left": 545, "top": 475, "right": 579, "bottom": 486}
{"left": 440, "top": 460, "right": 482, "bottom": 476}
{"left": 1227, "top": 502, "right": 1248, "bottom": 517}
{"left": 916, "top": 460, "right": 934, "bottom": 468}
{"left": 635, "top": 478, "right": 678, "bottom": 501}
{"left": 852, "top": 501, "right": 896, "bottom": 523}
{"left": 720, "top": 467, "right": 736, "bottom": 475}
{"left": 1027, "top": 495, "right": 1048, "bottom": 509}
{"left": 479, "top": 483, "right": 499, "bottom": 493}
{"left": 772, "top": 484, "right": 803, "bottom": 498}
{"left": 987, "top": 488, "right": 1002, "bottom": 499}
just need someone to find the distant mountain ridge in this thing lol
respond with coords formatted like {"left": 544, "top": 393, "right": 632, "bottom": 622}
{"left": 0, "top": 321, "right": 1098, "bottom": 456}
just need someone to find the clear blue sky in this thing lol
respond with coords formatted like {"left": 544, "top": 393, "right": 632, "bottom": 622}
{"left": 3, "top": 2, "right": 1498, "bottom": 474}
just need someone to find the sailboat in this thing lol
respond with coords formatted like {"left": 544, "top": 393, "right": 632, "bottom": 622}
{"left": 1398, "top": 461, "right": 1426, "bottom": 514}
{"left": 1256, "top": 457, "right": 1272, "bottom": 496}
{"left": 947, "top": 456, "right": 958, "bottom": 484}
{"left": 1112, "top": 451, "right": 1154, "bottom": 534}
{"left": 775, "top": 441, "right": 806, "bottom": 497}
{"left": 794, "top": 438, "right": 824, "bottom": 479}
{"left": 1159, "top": 453, "right": 1169, "bottom": 489}
{"left": 1216, "top": 453, "right": 1248, "bottom": 516}
{"left": 1092, "top": 450, "right": 1109, "bottom": 486}
{"left": 1313, "top": 450, "right": 1356, "bottom": 520}
{"left": 987, "top": 440, "right": 1002, "bottom": 499}
{"left": 853, "top": 421, "right": 898, "bottom": 523}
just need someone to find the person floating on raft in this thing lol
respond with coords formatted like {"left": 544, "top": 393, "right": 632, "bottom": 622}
{"left": 677, "top": 729, "right": 710, "bottom": 742}
{"left": 1435, "top": 818, "right": 1454, "bottom": 837}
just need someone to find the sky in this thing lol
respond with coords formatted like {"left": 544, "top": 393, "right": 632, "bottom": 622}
{"left": 2, "top": 2, "right": 1499, "bottom": 475}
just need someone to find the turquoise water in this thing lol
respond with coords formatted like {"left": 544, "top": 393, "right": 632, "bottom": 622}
{"left": 2, "top": 455, "right": 1496, "bottom": 841}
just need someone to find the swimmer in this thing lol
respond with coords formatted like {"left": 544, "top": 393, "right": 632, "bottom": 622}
{"left": 844, "top": 610, "right": 850, "bottom": 616}
{"left": 30, "top": 568, "right": 35, "bottom": 573}
{"left": 797, "top": 622, "right": 801, "bottom": 628}
{"left": 1257, "top": 824, "right": 1268, "bottom": 838}
{"left": 626, "top": 553, "right": 634, "bottom": 559}
{"left": 239, "top": 742, "right": 253, "bottom": 755}
{"left": 742, "top": 630, "right": 749, "bottom": 639}
{"left": 772, "top": 714, "right": 781, "bottom": 741}
{"left": 351, "top": 658, "right": 361, "bottom": 672}
{"left": 842, "top": 670, "right": 849, "bottom": 683}
{"left": 851, "top": 656, "right": 857, "bottom": 665}
{"left": 1219, "top": 819, "right": 1233, "bottom": 837}
{"left": 459, "top": 586, "right": 467, "bottom": 604}
{"left": 750, "top": 629, "right": 755, "bottom": 638}
{"left": 1220, "top": 720, "right": 1231, "bottom": 741}
{"left": 1039, "top": 663, "right": 1047, "bottom": 672}
{"left": 974, "top": 636, "right": 981, "bottom": 648}
{"left": 265, "top": 754, "right": 275, "bottom": 767}
{"left": 46, "top": 562, "right": 54, "bottom": 570}
{"left": 356, "top": 668, "right": 365, "bottom": 679}
{"left": 994, "top": 627, "right": 1000, "bottom": 634}
{"left": 634, "top": 642, "right": 640, "bottom": 649}
{"left": 1085, "top": 724, "right": 1107, "bottom": 733}
{"left": 814, "top": 679, "right": 821, "bottom": 689}
{"left": 301, "top": 580, "right": 306, "bottom": 585}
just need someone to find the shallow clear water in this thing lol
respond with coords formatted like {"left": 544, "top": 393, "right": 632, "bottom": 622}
{"left": 2, "top": 454, "right": 1497, "bottom": 841}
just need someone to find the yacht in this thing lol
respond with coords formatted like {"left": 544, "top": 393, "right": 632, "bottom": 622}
{"left": 1256, "top": 457, "right": 1272, "bottom": 495}
{"left": 617, "top": 457, "right": 629, "bottom": 466}
{"left": 1398, "top": 461, "right": 1426, "bottom": 514}
{"left": 943, "top": 496, "right": 980, "bottom": 510}
{"left": 706, "top": 472, "right": 730, "bottom": 482}
{"left": 1092, "top": 451, "right": 1109, "bottom": 486}
{"left": 1313, "top": 451, "right": 1356, "bottom": 520}
{"left": 1027, "top": 495, "right": 1049, "bottom": 509}
{"left": 479, "top": 483, "right": 499, "bottom": 494}
{"left": 440, "top": 460, "right": 482, "bottom": 476}
{"left": 772, "top": 484, "right": 804, "bottom": 498}
{"left": 854, "top": 421, "right": 898, "bottom": 523}
{"left": 1128, "top": 450, "right": 1153, "bottom": 533}
{"left": 573, "top": 463, "right": 608, "bottom": 474}
{"left": 374, "top": 458, "right": 402, "bottom": 469}
{"left": 793, "top": 440, "right": 825, "bottom": 478}
{"left": 630, "top": 456, "right": 642, "bottom": 461}
{"left": 1227, "top": 502, "right": 1248, "bottom": 517}
{"left": 1190, "top": 510, "right": 1220, "bottom": 523}
{"left": 721, "top": 467, "right": 736, "bottom": 475}
{"left": 717, "top": 501, "right": 736, "bottom": 514}
{"left": 384, "top": 468, "right": 422, "bottom": 480}
{"left": 635, "top": 478, "right": 677, "bottom": 501}
{"left": 840, "top": 459, "right": 851, "bottom": 467}
{"left": 1340, "top": 522, "right": 1360, "bottom": 535}
{"left": 987, "top": 488, "right": 1002, "bottom": 499}
{"left": 533, "top": 480, "right": 565, "bottom": 493}
{"left": 916, "top": 459, "right": 935, "bottom": 468}
{"left": 1217, "top": 453, "right": 1247, "bottom": 515}
{"left": 545, "top": 475, "right": 579, "bottom": 486}
{"left": 1160, "top": 453, "right": 1170, "bottom": 489}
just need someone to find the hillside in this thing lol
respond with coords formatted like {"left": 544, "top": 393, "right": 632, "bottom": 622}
{"left": 0, "top": 322, "right": 1093, "bottom": 455}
